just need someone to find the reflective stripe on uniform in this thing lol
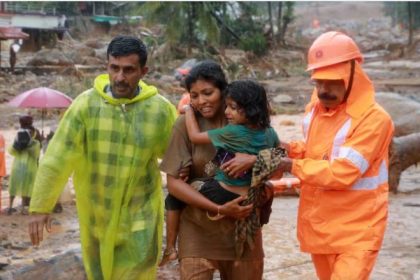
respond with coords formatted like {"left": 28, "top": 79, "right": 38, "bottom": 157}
{"left": 330, "top": 119, "right": 351, "bottom": 161}
{"left": 303, "top": 108, "right": 315, "bottom": 141}
{"left": 351, "top": 160, "right": 388, "bottom": 190}
{"left": 337, "top": 146, "right": 369, "bottom": 174}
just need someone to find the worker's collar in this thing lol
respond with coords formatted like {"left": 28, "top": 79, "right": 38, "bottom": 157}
{"left": 318, "top": 102, "right": 346, "bottom": 117}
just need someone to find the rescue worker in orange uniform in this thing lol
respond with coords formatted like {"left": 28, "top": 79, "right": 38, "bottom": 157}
{"left": 274, "top": 31, "right": 394, "bottom": 279}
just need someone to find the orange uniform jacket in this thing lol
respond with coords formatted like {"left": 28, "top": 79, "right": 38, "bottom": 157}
{"left": 289, "top": 62, "right": 394, "bottom": 254}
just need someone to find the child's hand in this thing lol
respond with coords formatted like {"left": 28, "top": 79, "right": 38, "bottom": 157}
{"left": 182, "top": 104, "right": 192, "bottom": 112}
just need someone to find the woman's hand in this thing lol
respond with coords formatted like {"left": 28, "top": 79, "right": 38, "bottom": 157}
{"left": 178, "top": 166, "right": 190, "bottom": 182}
{"left": 219, "top": 196, "right": 253, "bottom": 219}
{"left": 221, "top": 153, "right": 257, "bottom": 178}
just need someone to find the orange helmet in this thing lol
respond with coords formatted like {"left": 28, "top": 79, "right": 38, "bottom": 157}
{"left": 306, "top": 31, "right": 363, "bottom": 71}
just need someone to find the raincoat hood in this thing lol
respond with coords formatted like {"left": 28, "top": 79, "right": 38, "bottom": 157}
{"left": 94, "top": 74, "right": 158, "bottom": 105}
{"left": 309, "top": 61, "right": 375, "bottom": 118}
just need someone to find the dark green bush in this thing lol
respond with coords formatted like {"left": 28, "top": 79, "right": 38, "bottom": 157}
{"left": 239, "top": 33, "right": 267, "bottom": 57}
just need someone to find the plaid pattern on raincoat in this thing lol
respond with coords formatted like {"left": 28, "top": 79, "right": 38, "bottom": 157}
{"left": 30, "top": 74, "right": 177, "bottom": 280}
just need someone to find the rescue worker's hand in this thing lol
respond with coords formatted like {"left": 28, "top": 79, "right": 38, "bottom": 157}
{"left": 279, "top": 141, "right": 290, "bottom": 153}
{"left": 28, "top": 213, "right": 52, "bottom": 246}
{"left": 270, "top": 169, "right": 284, "bottom": 180}
{"left": 221, "top": 153, "right": 257, "bottom": 178}
{"left": 219, "top": 196, "right": 253, "bottom": 219}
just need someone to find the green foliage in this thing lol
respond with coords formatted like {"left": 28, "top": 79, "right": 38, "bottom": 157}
{"left": 283, "top": 2, "right": 295, "bottom": 23}
{"left": 131, "top": 1, "right": 297, "bottom": 59}
{"left": 43, "top": 2, "right": 79, "bottom": 15}
{"left": 221, "top": 2, "right": 268, "bottom": 56}
{"left": 239, "top": 34, "right": 267, "bottom": 56}
{"left": 384, "top": 2, "right": 420, "bottom": 28}
{"left": 137, "top": 2, "right": 220, "bottom": 50}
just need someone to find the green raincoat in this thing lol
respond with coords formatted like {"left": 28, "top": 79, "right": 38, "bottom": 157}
{"left": 30, "top": 74, "right": 177, "bottom": 280}
{"left": 8, "top": 138, "right": 40, "bottom": 197}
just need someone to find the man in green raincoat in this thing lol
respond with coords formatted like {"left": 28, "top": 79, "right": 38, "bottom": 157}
{"left": 28, "top": 36, "right": 177, "bottom": 280}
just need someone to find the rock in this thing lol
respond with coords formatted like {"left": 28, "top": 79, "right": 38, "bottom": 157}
{"left": 67, "top": 46, "right": 96, "bottom": 64}
{"left": 0, "top": 271, "right": 13, "bottom": 280}
{"left": 94, "top": 46, "right": 108, "bottom": 60}
{"left": 0, "top": 256, "right": 10, "bottom": 268}
{"left": 27, "top": 49, "right": 73, "bottom": 66}
{"left": 8, "top": 249, "right": 86, "bottom": 280}
{"left": 1, "top": 240, "right": 12, "bottom": 249}
{"left": 84, "top": 39, "right": 105, "bottom": 49}
{"left": 11, "top": 242, "right": 31, "bottom": 251}
{"left": 273, "top": 94, "right": 294, "bottom": 104}
{"left": 0, "top": 232, "right": 8, "bottom": 241}
{"left": 376, "top": 92, "right": 420, "bottom": 136}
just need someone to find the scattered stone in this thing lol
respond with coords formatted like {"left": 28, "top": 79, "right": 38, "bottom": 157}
{"left": 11, "top": 249, "right": 86, "bottom": 280}
{"left": 279, "top": 120, "right": 296, "bottom": 126}
{"left": 0, "top": 257, "right": 10, "bottom": 269}
{"left": 273, "top": 94, "right": 294, "bottom": 104}
{"left": 11, "top": 242, "right": 31, "bottom": 251}
{"left": 27, "top": 49, "right": 73, "bottom": 66}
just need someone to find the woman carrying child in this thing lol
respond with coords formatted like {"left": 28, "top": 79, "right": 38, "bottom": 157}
{"left": 160, "top": 60, "right": 279, "bottom": 279}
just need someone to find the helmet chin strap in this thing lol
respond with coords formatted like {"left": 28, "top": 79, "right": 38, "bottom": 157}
{"left": 344, "top": 60, "right": 355, "bottom": 102}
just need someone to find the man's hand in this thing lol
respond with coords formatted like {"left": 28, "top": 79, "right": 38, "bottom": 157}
{"left": 271, "top": 157, "right": 293, "bottom": 179}
{"left": 221, "top": 153, "right": 257, "bottom": 178}
{"left": 219, "top": 196, "right": 253, "bottom": 219}
{"left": 279, "top": 140, "right": 290, "bottom": 154}
{"left": 28, "top": 214, "right": 52, "bottom": 246}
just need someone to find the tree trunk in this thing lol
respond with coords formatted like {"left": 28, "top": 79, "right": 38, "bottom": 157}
{"left": 187, "top": 3, "right": 194, "bottom": 56}
{"left": 267, "top": 2, "right": 274, "bottom": 43}
{"left": 276, "top": 2, "right": 283, "bottom": 44}
{"left": 209, "top": 9, "right": 241, "bottom": 42}
{"left": 389, "top": 132, "right": 420, "bottom": 193}
{"left": 280, "top": 2, "right": 293, "bottom": 46}
{"left": 408, "top": 2, "right": 413, "bottom": 46}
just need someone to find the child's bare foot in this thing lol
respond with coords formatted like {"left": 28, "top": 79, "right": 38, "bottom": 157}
{"left": 159, "top": 247, "right": 177, "bottom": 266}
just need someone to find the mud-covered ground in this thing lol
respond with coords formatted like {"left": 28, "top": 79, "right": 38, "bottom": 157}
{"left": 1, "top": 114, "right": 419, "bottom": 279}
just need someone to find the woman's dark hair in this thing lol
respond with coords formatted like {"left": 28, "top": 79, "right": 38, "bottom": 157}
{"left": 185, "top": 60, "right": 228, "bottom": 92}
{"left": 225, "top": 80, "right": 271, "bottom": 128}
{"left": 107, "top": 35, "right": 148, "bottom": 67}
{"left": 19, "top": 115, "right": 33, "bottom": 129}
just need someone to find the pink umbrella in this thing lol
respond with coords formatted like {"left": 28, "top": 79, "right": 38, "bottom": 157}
{"left": 8, "top": 87, "right": 72, "bottom": 108}
{"left": 8, "top": 87, "right": 73, "bottom": 135}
